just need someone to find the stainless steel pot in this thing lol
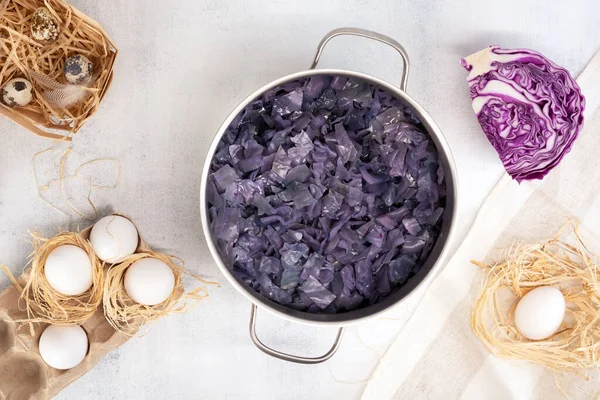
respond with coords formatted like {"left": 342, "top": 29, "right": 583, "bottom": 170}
{"left": 200, "top": 27, "right": 458, "bottom": 364}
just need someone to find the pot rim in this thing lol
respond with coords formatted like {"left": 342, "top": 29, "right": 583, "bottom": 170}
{"left": 200, "top": 68, "right": 458, "bottom": 327}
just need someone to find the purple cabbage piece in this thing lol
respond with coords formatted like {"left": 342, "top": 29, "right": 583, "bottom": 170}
{"left": 280, "top": 242, "right": 310, "bottom": 269}
{"left": 461, "top": 46, "right": 585, "bottom": 182}
{"left": 259, "top": 257, "right": 282, "bottom": 275}
{"left": 237, "top": 156, "right": 264, "bottom": 173}
{"left": 322, "top": 191, "right": 344, "bottom": 218}
{"left": 340, "top": 266, "right": 355, "bottom": 296}
{"left": 289, "top": 132, "right": 314, "bottom": 165}
{"left": 272, "top": 147, "right": 292, "bottom": 179}
{"left": 206, "top": 180, "right": 223, "bottom": 207}
{"left": 292, "top": 186, "right": 315, "bottom": 208}
{"left": 389, "top": 255, "right": 416, "bottom": 283}
{"left": 334, "top": 124, "right": 358, "bottom": 163}
{"left": 281, "top": 268, "right": 302, "bottom": 289}
{"left": 212, "top": 165, "right": 239, "bottom": 192}
{"left": 284, "top": 165, "right": 312, "bottom": 184}
{"left": 301, "top": 252, "right": 325, "bottom": 279}
{"left": 258, "top": 273, "right": 292, "bottom": 304}
{"left": 304, "top": 76, "right": 331, "bottom": 99}
{"left": 402, "top": 216, "right": 421, "bottom": 235}
{"left": 355, "top": 259, "right": 375, "bottom": 297}
{"left": 252, "top": 194, "right": 275, "bottom": 215}
{"left": 273, "top": 88, "right": 303, "bottom": 116}
{"left": 213, "top": 207, "right": 240, "bottom": 241}
{"left": 208, "top": 75, "right": 446, "bottom": 314}
{"left": 299, "top": 276, "right": 336, "bottom": 309}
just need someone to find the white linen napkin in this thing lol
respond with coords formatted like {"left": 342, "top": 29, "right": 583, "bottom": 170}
{"left": 362, "top": 48, "right": 600, "bottom": 400}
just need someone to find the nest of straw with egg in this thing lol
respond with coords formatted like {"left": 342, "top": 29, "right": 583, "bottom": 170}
{"left": 19, "top": 230, "right": 104, "bottom": 326}
{"left": 471, "top": 222, "right": 600, "bottom": 374}
{"left": 0, "top": 0, "right": 117, "bottom": 140}
{"left": 103, "top": 252, "right": 212, "bottom": 337}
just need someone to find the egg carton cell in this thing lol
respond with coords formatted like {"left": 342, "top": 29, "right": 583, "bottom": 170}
{"left": 0, "top": 351, "right": 47, "bottom": 400}
{"left": 0, "top": 313, "right": 15, "bottom": 358}
{"left": 82, "top": 307, "right": 120, "bottom": 345}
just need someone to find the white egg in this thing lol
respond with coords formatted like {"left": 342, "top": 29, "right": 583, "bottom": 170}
{"left": 514, "top": 286, "right": 565, "bottom": 340}
{"left": 90, "top": 215, "right": 139, "bottom": 262}
{"left": 44, "top": 245, "right": 93, "bottom": 296}
{"left": 124, "top": 258, "right": 175, "bottom": 306}
{"left": 39, "top": 324, "right": 88, "bottom": 370}
{"left": 1, "top": 78, "right": 33, "bottom": 107}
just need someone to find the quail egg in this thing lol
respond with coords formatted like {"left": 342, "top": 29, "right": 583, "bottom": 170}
{"left": 31, "top": 7, "right": 59, "bottom": 42}
{"left": 1, "top": 78, "right": 33, "bottom": 107}
{"left": 64, "top": 54, "right": 94, "bottom": 85}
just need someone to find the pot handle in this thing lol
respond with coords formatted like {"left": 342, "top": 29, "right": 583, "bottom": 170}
{"left": 310, "top": 27, "right": 410, "bottom": 91}
{"left": 249, "top": 304, "right": 345, "bottom": 364}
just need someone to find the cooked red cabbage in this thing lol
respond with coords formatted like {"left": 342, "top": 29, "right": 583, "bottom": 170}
{"left": 207, "top": 75, "right": 446, "bottom": 313}
{"left": 461, "top": 46, "right": 585, "bottom": 182}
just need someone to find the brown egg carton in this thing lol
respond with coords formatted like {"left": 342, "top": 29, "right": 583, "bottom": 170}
{"left": 0, "top": 216, "right": 150, "bottom": 399}
{"left": 0, "top": 0, "right": 118, "bottom": 140}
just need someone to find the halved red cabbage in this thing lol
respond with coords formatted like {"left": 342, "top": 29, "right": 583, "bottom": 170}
{"left": 207, "top": 75, "right": 446, "bottom": 313}
{"left": 461, "top": 46, "right": 585, "bottom": 182}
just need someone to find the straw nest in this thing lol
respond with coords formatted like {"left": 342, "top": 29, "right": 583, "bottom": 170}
{"left": 0, "top": 0, "right": 117, "bottom": 139}
{"left": 103, "top": 252, "right": 212, "bottom": 337}
{"left": 20, "top": 230, "right": 104, "bottom": 325}
{"left": 471, "top": 222, "right": 600, "bottom": 374}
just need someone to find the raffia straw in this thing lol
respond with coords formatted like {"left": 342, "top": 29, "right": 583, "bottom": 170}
{"left": 74, "top": 157, "right": 121, "bottom": 190}
{"left": 103, "top": 252, "right": 216, "bottom": 337}
{"left": 0, "top": 0, "right": 116, "bottom": 136}
{"left": 32, "top": 145, "right": 121, "bottom": 220}
{"left": 19, "top": 230, "right": 104, "bottom": 326}
{"left": 471, "top": 221, "right": 600, "bottom": 374}
{"left": 32, "top": 146, "right": 69, "bottom": 218}
{"left": 0, "top": 264, "right": 22, "bottom": 292}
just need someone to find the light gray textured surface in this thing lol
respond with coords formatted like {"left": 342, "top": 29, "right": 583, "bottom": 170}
{"left": 0, "top": 1, "right": 598, "bottom": 399}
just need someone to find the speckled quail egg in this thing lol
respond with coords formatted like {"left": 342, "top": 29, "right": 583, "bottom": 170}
{"left": 64, "top": 55, "right": 94, "bottom": 85}
{"left": 31, "top": 7, "right": 59, "bottom": 42}
{"left": 1, "top": 78, "right": 33, "bottom": 107}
